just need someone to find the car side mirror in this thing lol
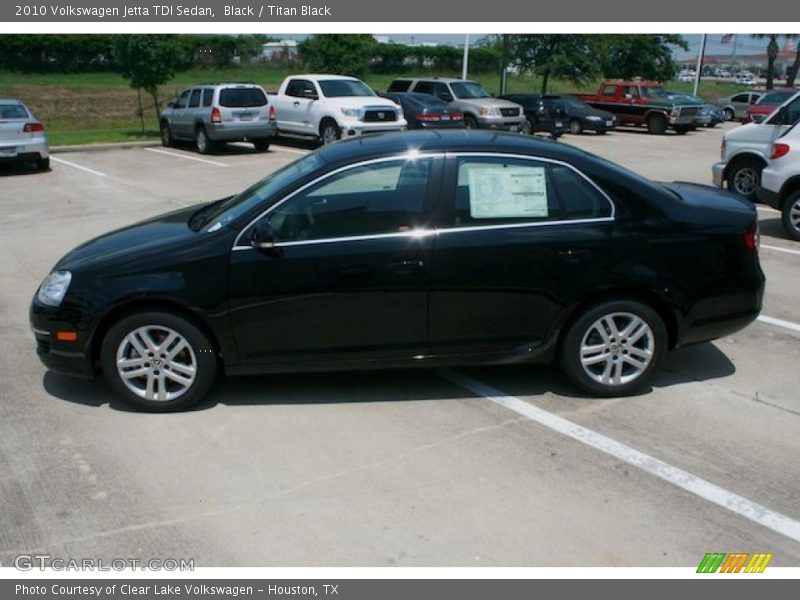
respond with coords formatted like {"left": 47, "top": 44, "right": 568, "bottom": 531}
{"left": 250, "top": 221, "right": 277, "bottom": 250}
{"left": 303, "top": 89, "right": 318, "bottom": 100}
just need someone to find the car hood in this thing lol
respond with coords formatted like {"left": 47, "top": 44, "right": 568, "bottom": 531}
{"left": 55, "top": 204, "right": 206, "bottom": 271}
{"left": 323, "top": 97, "right": 400, "bottom": 111}
{"left": 457, "top": 97, "right": 521, "bottom": 109}
{"left": 724, "top": 121, "right": 779, "bottom": 144}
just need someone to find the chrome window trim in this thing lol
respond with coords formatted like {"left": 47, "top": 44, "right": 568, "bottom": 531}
{"left": 231, "top": 151, "right": 616, "bottom": 251}
{"left": 232, "top": 153, "right": 444, "bottom": 249}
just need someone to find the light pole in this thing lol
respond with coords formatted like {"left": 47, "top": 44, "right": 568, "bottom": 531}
{"left": 462, "top": 34, "right": 470, "bottom": 80}
{"left": 693, "top": 33, "right": 707, "bottom": 96}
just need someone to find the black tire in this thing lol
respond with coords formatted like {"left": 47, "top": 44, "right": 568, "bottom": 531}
{"left": 559, "top": 299, "right": 667, "bottom": 397}
{"left": 521, "top": 118, "right": 533, "bottom": 135}
{"left": 253, "top": 139, "right": 271, "bottom": 152}
{"left": 569, "top": 119, "right": 583, "bottom": 135}
{"left": 646, "top": 114, "right": 667, "bottom": 135}
{"left": 36, "top": 157, "right": 50, "bottom": 171}
{"left": 195, "top": 126, "right": 215, "bottom": 154}
{"left": 100, "top": 311, "right": 218, "bottom": 412}
{"left": 781, "top": 191, "right": 800, "bottom": 241}
{"left": 596, "top": 130, "right": 608, "bottom": 135}
{"left": 726, "top": 157, "right": 763, "bottom": 200}
{"left": 674, "top": 125, "right": 690, "bottom": 135}
{"left": 319, "top": 119, "right": 341, "bottom": 145}
{"left": 724, "top": 108, "right": 735, "bottom": 121}
{"left": 160, "top": 120, "right": 174, "bottom": 147}
{"left": 464, "top": 115, "right": 479, "bottom": 130}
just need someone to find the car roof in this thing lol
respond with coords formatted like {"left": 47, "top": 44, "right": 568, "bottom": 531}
{"left": 0, "top": 98, "right": 24, "bottom": 104}
{"left": 305, "top": 74, "right": 360, "bottom": 81}
{"left": 395, "top": 77, "right": 474, "bottom": 84}
{"left": 316, "top": 130, "right": 593, "bottom": 165}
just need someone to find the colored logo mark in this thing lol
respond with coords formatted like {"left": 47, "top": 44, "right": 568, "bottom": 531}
{"left": 697, "top": 552, "right": 772, "bottom": 573}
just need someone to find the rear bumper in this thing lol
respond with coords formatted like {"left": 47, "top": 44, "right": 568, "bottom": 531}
{"left": 207, "top": 121, "right": 277, "bottom": 142}
{"left": 0, "top": 138, "right": 49, "bottom": 162}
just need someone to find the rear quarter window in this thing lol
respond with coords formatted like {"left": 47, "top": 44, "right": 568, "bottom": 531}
{"left": 219, "top": 88, "right": 268, "bottom": 108}
{"left": 549, "top": 164, "right": 613, "bottom": 219}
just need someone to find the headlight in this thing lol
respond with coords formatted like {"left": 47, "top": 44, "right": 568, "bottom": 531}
{"left": 340, "top": 108, "right": 361, "bottom": 118}
{"left": 479, "top": 107, "right": 501, "bottom": 117}
{"left": 586, "top": 115, "right": 602, "bottom": 121}
{"left": 396, "top": 107, "right": 404, "bottom": 120}
{"left": 37, "top": 270, "right": 72, "bottom": 307}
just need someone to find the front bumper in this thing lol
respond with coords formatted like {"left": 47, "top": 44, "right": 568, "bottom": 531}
{"left": 711, "top": 161, "right": 727, "bottom": 188}
{"left": 476, "top": 116, "right": 526, "bottom": 131}
{"left": 339, "top": 122, "right": 407, "bottom": 138}
{"left": 30, "top": 300, "right": 95, "bottom": 379}
{"left": 207, "top": 120, "right": 278, "bottom": 142}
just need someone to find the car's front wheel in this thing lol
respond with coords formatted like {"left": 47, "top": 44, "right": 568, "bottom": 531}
{"left": 569, "top": 119, "right": 583, "bottom": 135}
{"left": 320, "top": 120, "right": 341, "bottom": 145}
{"left": 559, "top": 300, "right": 666, "bottom": 397}
{"left": 726, "top": 157, "right": 762, "bottom": 200}
{"left": 160, "top": 121, "right": 174, "bottom": 147}
{"left": 782, "top": 190, "right": 800, "bottom": 241}
{"left": 253, "top": 140, "right": 271, "bottom": 152}
{"left": 101, "top": 311, "right": 217, "bottom": 412}
{"left": 724, "top": 108, "right": 735, "bottom": 121}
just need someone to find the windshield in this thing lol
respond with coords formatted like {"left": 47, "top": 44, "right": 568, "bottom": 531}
{"left": 196, "top": 153, "right": 327, "bottom": 232}
{"left": 219, "top": 88, "right": 267, "bottom": 108}
{"left": 450, "top": 81, "right": 492, "bottom": 99}
{"left": 640, "top": 86, "right": 668, "bottom": 98}
{"left": 757, "top": 91, "right": 795, "bottom": 105}
{"left": 319, "top": 79, "right": 374, "bottom": 98}
{"left": 0, "top": 103, "right": 29, "bottom": 119}
{"left": 562, "top": 96, "right": 588, "bottom": 109}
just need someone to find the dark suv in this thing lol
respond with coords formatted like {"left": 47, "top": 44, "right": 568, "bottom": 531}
{"left": 160, "top": 83, "right": 277, "bottom": 154}
{"left": 498, "top": 94, "right": 568, "bottom": 137}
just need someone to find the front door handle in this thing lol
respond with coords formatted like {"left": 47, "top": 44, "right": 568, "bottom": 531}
{"left": 555, "top": 247, "right": 592, "bottom": 261}
{"left": 388, "top": 258, "right": 425, "bottom": 274}
{"left": 293, "top": 101, "right": 300, "bottom": 107}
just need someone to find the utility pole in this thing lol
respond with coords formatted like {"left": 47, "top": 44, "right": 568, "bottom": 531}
{"left": 693, "top": 33, "right": 707, "bottom": 96}
{"left": 462, "top": 34, "right": 470, "bottom": 80}
{"left": 500, "top": 34, "right": 509, "bottom": 95}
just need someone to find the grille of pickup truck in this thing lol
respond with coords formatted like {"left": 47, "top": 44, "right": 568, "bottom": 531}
{"left": 363, "top": 109, "right": 397, "bottom": 122}
{"left": 500, "top": 107, "right": 521, "bottom": 117}
{"left": 678, "top": 106, "right": 700, "bottom": 117}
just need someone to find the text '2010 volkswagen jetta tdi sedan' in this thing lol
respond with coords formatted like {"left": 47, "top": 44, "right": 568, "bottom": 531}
{"left": 31, "top": 131, "right": 765, "bottom": 411}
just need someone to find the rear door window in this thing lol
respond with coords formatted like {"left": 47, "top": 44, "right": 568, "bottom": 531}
{"left": 202, "top": 89, "right": 214, "bottom": 107}
{"left": 219, "top": 87, "right": 267, "bottom": 108}
{"left": 549, "top": 164, "right": 613, "bottom": 219}
{"left": 188, "top": 89, "right": 201, "bottom": 108}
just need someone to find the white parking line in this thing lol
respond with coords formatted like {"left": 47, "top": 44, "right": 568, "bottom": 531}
{"left": 758, "top": 314, "right": 800, "bottom": 334}
{"left": 50, "top": 156, "right": 106, "bottom": 177}
{"left": 762, "top": 244, "right": 800, "bottom": 256}
{"left": 144, "top": 147, "right": 228, "bottom": 167}
{"left": 271, "top": 145, "right": 311, "bottom": 156}
{"left": 440, "top": 370, "right": 800, "bottom": 544}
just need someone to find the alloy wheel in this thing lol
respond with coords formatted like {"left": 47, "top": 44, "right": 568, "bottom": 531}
{"left": 733, "top": 167, "right": 758, "bottom": 196}
{"left": 116, "top": 325, "right": 197, "bottom": 401}
{"left": 579, "top": 312, "right": 654, "bottom": 386}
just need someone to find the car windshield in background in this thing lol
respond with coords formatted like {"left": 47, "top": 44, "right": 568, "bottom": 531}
{"left": 319, "top": 79, "right": 375, "bottom": 97}
{"left": 450, "top": 82, "right": 492, "bottom": 99}
{"left": 563, "top": 96, "right": 588, "bottom": 109}
{"left": 0, "top": 103, "right": 29, "bottom": 119}
{"left": 197, "top": 152, "right": 326, "bottom": 232}
{"left": 757, "top": 91, "right": 795, "bottom": 105}
{"left": 219, "top": 88, "right": 267, "bottom": 108}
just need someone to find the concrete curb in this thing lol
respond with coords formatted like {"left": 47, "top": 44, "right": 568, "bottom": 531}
{"left": 51, "top": 140, "right": 161, "bottom": 154}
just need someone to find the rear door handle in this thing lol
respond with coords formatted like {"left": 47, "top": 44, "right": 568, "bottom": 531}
{"left": 555, "top": 247, "right": 592, "bottom": 259}
{"left": 388, "top": 258, "right": 425, "bottom": 274}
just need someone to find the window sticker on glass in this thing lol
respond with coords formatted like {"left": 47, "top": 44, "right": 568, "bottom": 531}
{"left": 467, "top": 165, "right": 549, "bottom": 219}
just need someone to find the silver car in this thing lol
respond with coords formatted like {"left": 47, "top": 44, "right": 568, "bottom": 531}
{"left": 0, "top": 99, "right": 50, "bottom": 171}
{"left": 160, "top": 83, "right": 278, "bottom": 154}
{"left": 716, "top": 91, "right": 762, "bottom": 121}
{"left": 387, "top": 77, "right": 525, "bottom": 131}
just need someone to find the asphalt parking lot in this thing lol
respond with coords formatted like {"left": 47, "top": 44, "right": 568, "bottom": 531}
{"left": 1, "top": 124, "right": 800, "bottom": 567}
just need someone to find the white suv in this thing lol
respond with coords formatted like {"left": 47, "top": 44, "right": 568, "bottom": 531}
{"left": 758, "top": 121, "right": 800, "bottom": 240}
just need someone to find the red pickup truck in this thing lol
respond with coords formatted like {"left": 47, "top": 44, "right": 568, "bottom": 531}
{"left": 578, "top": 81, "right": 702, "bottom": 135}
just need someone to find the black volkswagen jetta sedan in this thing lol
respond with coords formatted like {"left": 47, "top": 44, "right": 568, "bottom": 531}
{"left": 31, "top": 131, "right": 764, "bottom": 411}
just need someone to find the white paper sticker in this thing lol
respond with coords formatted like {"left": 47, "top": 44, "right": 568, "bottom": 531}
{"left": 467, "top": 165, "right": 549, "bottom": 219}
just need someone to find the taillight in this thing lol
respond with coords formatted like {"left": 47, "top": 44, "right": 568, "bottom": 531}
{"left": 211, "top": 107, "right": 221, "bottom": 124}
{"left": 416, "top": 113, "right": 441, "bottom": 122}
{"left": 450, "top": 112, "right": 464, "bottom": 120}
{"left": 770, "top": 143, "right": 790, "bottom": 159}
{"left": 743, "top": 224, "right": 759, "bottom": 254}
{"left": 268, "top": 105, "right": 277, "bottom": 121}
{"left": 23, "top": 122, "right": 44, "bottom": 133}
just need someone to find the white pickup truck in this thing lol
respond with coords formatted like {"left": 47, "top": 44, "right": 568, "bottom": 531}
{"left": 270, "top": 74, "right": 407, "bottom": 144}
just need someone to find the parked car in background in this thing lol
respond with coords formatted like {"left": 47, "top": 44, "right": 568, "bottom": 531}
{"left": 713, "top": 91, "right": 800, "bottom": 199}
{"left": 737, "top": 74, "right": 758, "bottom": 87}
{"left": 380, "top": 92, "right": 465, "bottom": 130}
{"left": 577, "top": 80, "right": 702, "bottom": 134}
{"left": 716, "top": 91, "right": 762, "bottom": 121}
{"left": 758, "top": 121, "right": 800, "bottom": 239}
{"left": 0, "top": 99, "right": 50, "bottom": 170}
{"left": 387, "top": 77, "right": 525, "bottom": 132}
{"left": 270, "top": 75, "right": 406, "bottom": 145}
{"left": 665, "top": 92, "right": 725, "bottom": 127}
{"left": 538, "top": 94, "right": 616, "bottom": 135}
{"left": 160, "top": 83, "right": 277, "bottom": 154}
{"left": 677, "top": 71, "right": 695, "bottom": 83}
{"left": 497, "top": 93, "right": 567, "bottom": 137}
{"left": 30, "top": 130, "right": 765, "bottom": 411}
{"left": 744, "top": 89, "right": 798, "bottom": 124}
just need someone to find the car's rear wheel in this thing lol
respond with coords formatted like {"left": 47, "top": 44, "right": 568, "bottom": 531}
{"left": 320, "top": 119, "right": 341, "bottom": 145}
{"left": 101, "top": 311, "right": 217, "bottom": 412}
{"left": 569, "top": 119, "right": 583, "bottom": 135}
{"left": 559, "top": 300, "right": 666, "bottom": 397}
{"left": 647, "top": 114, "right": 667, "bottom": 135}
{"left": 782, "top": 191, "right": 800, "bottom": 241}
{"left": 253, "top": 140, "right": 271, "bottom": 152}
{"left": 160, "top": 121, "right": 174, "bottom": 147}
{"left": 36, "top": 157, "right": 50, "bottom": 171}
{"left": 195, "top": 127, "right": 215, "bottom": 154}
{"left": 726, "top": 157, "right": 762, "bottom": 200}
{"left": 464, "top": 115, "right": 478, "bottom": 129}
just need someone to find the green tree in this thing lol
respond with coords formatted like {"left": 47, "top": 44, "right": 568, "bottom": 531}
{"left": 297, "top": 35, "right": 377, "bottom": 79}
{"left": 595, "top": 35, "right": 687, "bottom": 81}
{"left": 113, "top": 35, "right": 183, "bottom": 118}
{"left": 752, "top": 34, "right": 781, "bottom": 89}
{"left": 507, "top": 35, "right": 598, "bottom": 93}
